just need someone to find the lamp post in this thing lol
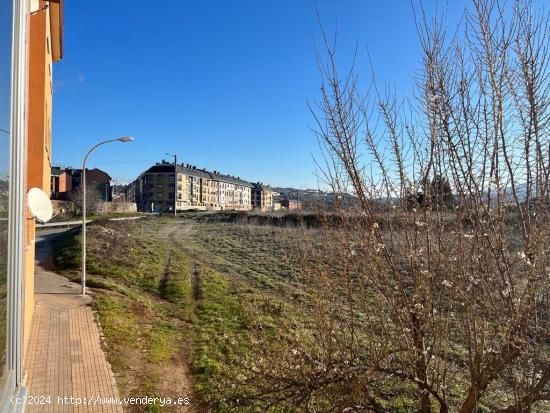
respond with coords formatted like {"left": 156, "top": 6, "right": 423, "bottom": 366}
{"left": 166, "top": 152, "right": 177, "bottom": 216}
{"left": 81, "top": 136, "right": 134, "bottom": 295}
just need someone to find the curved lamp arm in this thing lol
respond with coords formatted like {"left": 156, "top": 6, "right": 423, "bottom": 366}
{"left": 84, "top": 139, "right": 120, "bottom": 168}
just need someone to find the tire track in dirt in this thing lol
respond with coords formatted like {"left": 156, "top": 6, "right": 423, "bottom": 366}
{"left": 155, "top": 219, "right": 204, "bottom": 412}
{"left": 191, "top": 261, "right": 202, "bottom": 300}
{"left": 161, "top": 219, "right": 202, "bottom": 302}
{"left": 159, "top": 223, "right": 177, "bottom": 298}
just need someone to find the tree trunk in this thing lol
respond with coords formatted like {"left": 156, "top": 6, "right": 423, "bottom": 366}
{"left": 420, "top": 393, "right": 431, "bottom": 413}
{"left": 460, "top": 386, "right": 480, "bottom": 413}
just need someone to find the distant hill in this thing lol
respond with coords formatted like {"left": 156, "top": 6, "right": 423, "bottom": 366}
{"left": 273, "top": 187, "right": 326, "bottom": 210}
{"left": 273, "top": 182, "right": 541, "bottom": 211}
{"left": 272, "top": 187, "right": 359, "bottom": 210}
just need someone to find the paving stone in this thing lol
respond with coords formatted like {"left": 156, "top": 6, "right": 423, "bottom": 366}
{"left": 25, "top": 231, "right": 124, "bottom": 412}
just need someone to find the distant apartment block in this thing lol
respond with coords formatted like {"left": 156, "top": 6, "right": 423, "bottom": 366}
{"left": 129, "top": 161, "right": 272, "bottom": 213}
{"left": 50, "top": 166, "right": 72, "bottom": 198}
{"left": 50, "top": 166, "right": 112, "bottom": 201}
{"left": 280, "top": 198, "right": 302, "bottom": 211}
{"left": 111, "top": 185, "right": 127, "bottom": 202}
{"left": 252, "top": 183, "right": 273, "bottom": 211}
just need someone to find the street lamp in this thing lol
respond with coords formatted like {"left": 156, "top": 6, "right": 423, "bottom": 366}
{"left": 166, "top": 152, "right": 177, "bottom": 216}
{"left": 81, "top": 136, "right": 134, "bottom": 295}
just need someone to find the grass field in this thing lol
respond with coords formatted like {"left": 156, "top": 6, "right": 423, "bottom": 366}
{"left": 52, "top": 213, "right": 550, "bottom": 413}
{"left": 52, "top": 214, "right": 309, "bottom": 412}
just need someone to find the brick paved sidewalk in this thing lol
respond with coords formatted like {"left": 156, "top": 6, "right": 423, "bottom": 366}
{"left": 25, "top": 230, "right": 123, "bottom": 412}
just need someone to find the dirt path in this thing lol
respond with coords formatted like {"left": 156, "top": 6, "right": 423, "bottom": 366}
{"left": 159, "top": 219, "right": 201, "bottom": 299}
{"left": 191, "top": 262, "right": 201, "bottom": 300}
{"left": 63, "top": 217, "right": 213, "bottom": 412}
{"left": 154, "top": 219, "right": 203, "bottom": 412}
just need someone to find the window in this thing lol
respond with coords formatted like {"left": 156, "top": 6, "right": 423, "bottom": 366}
{"left": 0, "top": 0, "right": 29, "bottom": 405}
{"left": 0, "top": 0, "right": 12, "bottom": 383}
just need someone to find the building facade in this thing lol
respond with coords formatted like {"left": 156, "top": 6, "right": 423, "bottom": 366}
{"left": 50, "top": 166, "right": 72, "bottom": 199}
{"left": 209, "top": 171, "right": 252, "bottom": 211}
{"left": 251, "top": 183, "right": 274, "bottom": 211}
{"left": 25, "top": 0, "right": 63, "bottom": 388}
{"left": 66, "top": 168, "right": 112, "bottom": 201}
{"left": 50, "top": 166, "right": 112, "bottom": 201}
{"left": 1, "top": 0, "right": 63, "bottom": 408}
{"left": 130, "top": 161, "right": 255, "bottom": 213}
{"left": 132, "top": 163, "right": 176, "bottom": 212}
{"left": 178, "top": 164, "right": 213, "bottom": 210}
{"left": 280, "top": 199, "right": 302, "bottom": 211}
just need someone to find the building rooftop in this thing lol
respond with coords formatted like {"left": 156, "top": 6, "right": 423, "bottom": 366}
{"left": 176, "top": 163, "right": 212, "bottom": 179}
{"left": 209, "top": 171, "right": 253, "bottom": 187}
{"left": 253, "top": 182, "right": 272, "bottom": 191}
{"left": 142, "top": 161, "right": 253, "bottom": 187}
{"left": 144, "top": 163, "right": 178, "bottom": 174}
{"left": 52, "top": 166, "right": 112, "bottom": 181}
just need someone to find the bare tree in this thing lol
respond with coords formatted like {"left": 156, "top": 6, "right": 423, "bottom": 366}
{"left": 222, "top": 1, "right": 550, "bottom": 412}
{"left": 68, "top": 184, "right": 102, "bottom": 215}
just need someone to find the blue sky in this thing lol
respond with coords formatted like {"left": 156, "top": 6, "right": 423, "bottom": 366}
{"left": 52, "top": 0, "right": 469, "bottom": 187}
{"left": 1, "top": 0, "right": 13, "bottom": 180}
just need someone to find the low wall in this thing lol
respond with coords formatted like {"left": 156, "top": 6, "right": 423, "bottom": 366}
{"left": 51, "top": 200, "right": 137, "bottom": 215}
{"left": 97, "top": 202, "right": 137, "bottom": 214}
{"left": 51, "top": 200, "right": 75, "bottom": 215}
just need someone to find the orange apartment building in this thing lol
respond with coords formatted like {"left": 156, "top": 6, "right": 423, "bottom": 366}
{"left": 50, "top": 165, "right": 72, "bottom": 198}
{"left": 1, "top": 0, "right": 64, "bottom": 406}
{"left": 24, "top": 0, "right": 63, "bottom": 350}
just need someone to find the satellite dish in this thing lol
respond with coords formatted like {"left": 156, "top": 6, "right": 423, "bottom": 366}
{"left": 27, "top": 187, "right": 54, "bottom": 223}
